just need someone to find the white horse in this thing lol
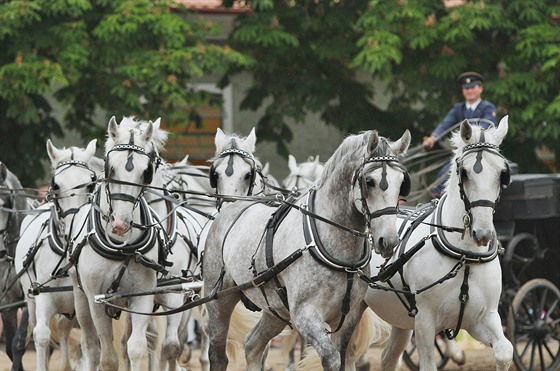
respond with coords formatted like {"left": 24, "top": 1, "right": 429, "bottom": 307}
{"left": 0, "top": 161, "right": 30, "bottom": 371}
{"left": 203, "top": 129, "right": 411, "bottom": 370}
{"left": 363, "top": 117, "right": 513, "bottom": 370}
{"left": 282, "top": 154, "right": 324, "bottom": 192}
{"left": 14, "top": 139, "right": 101, "bottom": 371}
{"left": 67, "top": 116, "right": 172, "bottom": 370}
{"left": 209, "top": 127, "right": 282, "bottom": 205}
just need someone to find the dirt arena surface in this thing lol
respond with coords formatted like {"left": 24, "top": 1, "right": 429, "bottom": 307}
{"left": 1, "top": 340, "right": 499, "bottom": 370}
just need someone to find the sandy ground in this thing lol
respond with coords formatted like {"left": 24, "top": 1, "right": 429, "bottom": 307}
{"left": 1, "top": 338, "right": 499, "bottom": 371}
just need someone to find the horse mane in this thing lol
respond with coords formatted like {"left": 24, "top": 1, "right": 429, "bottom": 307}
{"left": 317, "top": 130, "right": 390, "bottom": 188}
{"left": 105, "top": 116, "right": 168, "bottom": 153}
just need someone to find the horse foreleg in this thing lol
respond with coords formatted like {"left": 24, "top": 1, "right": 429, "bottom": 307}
{"left": 467, "top": 312, "right": 513, "bottom": 371}
{"left": 157, "top": 295, "right": 184, "bottom": 371}
{"left": 2, "top": 309, "right": 19, "bottom": 370}
{"left": 56, "top": 315, "right": 76, "bottom": 371}
{"left": 196, "top": 306, "right": 210, "bottom": 371}
{"left": 89, "top": 301, "right": 119, "bottom": 371}
{"left": 73, "top": 289, "right": 100, "bottom": 371}
{"left": 444, "top": 336, "right": 466, "bottom": 365}
{"left": 204, "top": 294, "right": 240, "bottom": 371}
{"left": 414, "top": 317, "right": 438, "bottom": 371}
{"left": 293, "top": 306, "right": 340, "bottom": 371}
{"left": 33, "top": 299, "right": 58, "bottom": 371}
{"left": 331, "top": 303, "right": 368, "bottom": 371}
{"left": 10, "top": 306, "right": 28, "bottom": 371}
{"left": 127, "top": 295, "right": 154, "bottom": 371}
{"left": 244, "top": 312, "right": 286, "bottom": 371}
{"left": 380, "top": 326, "right": 412, "bottom": 371}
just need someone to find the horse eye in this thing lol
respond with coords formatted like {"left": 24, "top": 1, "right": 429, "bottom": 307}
{"left": 244, "top": 173, "right": 252, "bottom": 180}
{"left": 51, "top": 183, "right": 60, "bottom": 191}
{"left": 461, "top": 169, "right": 468, "bottom": 180}
{"left": 366, "top": 178, "right": 375, "bottom": 188}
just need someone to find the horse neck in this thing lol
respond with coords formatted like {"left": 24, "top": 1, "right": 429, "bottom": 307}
{"left": 311, "top": 180, "right": 365, "bottom": 258}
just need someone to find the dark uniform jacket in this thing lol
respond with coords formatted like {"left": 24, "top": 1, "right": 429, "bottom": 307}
{"left": 431, "top": 99, "right": 497, "bottom": 138}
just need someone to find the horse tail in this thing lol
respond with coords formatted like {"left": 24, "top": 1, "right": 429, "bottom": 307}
{"left": 296, "top": 308, "right": 390, "bottom": 370}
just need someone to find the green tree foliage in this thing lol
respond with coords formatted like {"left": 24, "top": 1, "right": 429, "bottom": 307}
{"left": 0, "top": 0, "right": 250, "bottom": 186}
{"left": 222, "top": 0, "right": 560, "bottom": 172}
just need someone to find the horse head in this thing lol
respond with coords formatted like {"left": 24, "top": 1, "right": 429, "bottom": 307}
{"left": 47, "top": 139, "right": 100, "bottom": 227}
{"left": 317, "top": 129, "right": 411, "bottom": 260}
{"left": 209, "top": 127, "right": 258, "bottom": 205}
{"left": 0, "top": 162, "right": 28, "bottom": 258}
{"left": 448, "top": 115, "right": 510, "bottom": 247}
{"left": 103, "top": 116, "right": 167, "bottom": 238}
{"left": 282, "top": 154, "right": 325, "bottom": 191}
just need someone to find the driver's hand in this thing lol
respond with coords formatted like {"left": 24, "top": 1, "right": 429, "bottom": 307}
{"left": 423, "top": 135, "right": 437, "bottom": 150}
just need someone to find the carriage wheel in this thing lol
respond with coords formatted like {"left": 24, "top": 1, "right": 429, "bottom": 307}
{"left": 502, "top": 233, "right": 539, "bottom": 289}
{"left": 402, "top": 332, "right": 450, "bottom": 371}
{"left": 506, "top": 278, "right": 560, "bottom": 371}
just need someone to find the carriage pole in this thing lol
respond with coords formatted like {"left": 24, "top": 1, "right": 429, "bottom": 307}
{"left": 93, "top": 281, "right": 203, "bottom": 303}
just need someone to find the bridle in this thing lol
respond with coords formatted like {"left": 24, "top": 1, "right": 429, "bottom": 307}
{"left": 209, "top": 146, "right": 257, "bottom": 200}
{"left": 103, "top": 143, "right": 158, "bottom": 211}
{"left": 455, "top": 141, "right": 510, "bottom": 231}
{"left": 49, "top": 159, "right": 98, "bottom": 219}
{"left": 352, "top": 155, "right": 411, "bottom": 223}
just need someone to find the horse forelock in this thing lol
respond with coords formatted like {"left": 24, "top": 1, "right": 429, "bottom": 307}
{"left": 105, "top": 117, "right": 168, "bottom": 154}
{"left": 211, "top": 133, "right": 254, "bottom": 161}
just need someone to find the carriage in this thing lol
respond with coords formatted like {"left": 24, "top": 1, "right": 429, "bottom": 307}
{"left": 401, "top": 125, "right": 560, "bottom": 371}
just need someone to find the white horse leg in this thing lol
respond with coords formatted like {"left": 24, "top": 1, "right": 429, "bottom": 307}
{"left": 89, "top": 301, "right": 119, "bottom": 370}
{"left": 244, "top": 312, "right": 286, "bottom": 371}
{"left": 56, "top": 315, "right": 75, "bottom": 371}
{"left": 32, "top": 299, "right": 57, "bottom": 371}
{"left": 414, "top": 317, "right": 438, "bottom": 371}
{"left": 467, "top": 312, "right": 513, "bottom": 371}
{"left": 444, "top": 337, "right": 466, "bottom": 365}
{"left": 73, "top": 289, "right": 100, "bottom": 370}
{"left": 380, "top": 327, "right": 412, "bottom": 371}
{"left": 196, "top": 306, "right": 210, "bottom": 371}
{"left": 127, "top": 295, "right": 154, "bottom": 370}
{"left": 292, "top": 306, "right": 340, "bottom": 371}
{"left": 157, "top": 294, "right": 184, "bottom": 371}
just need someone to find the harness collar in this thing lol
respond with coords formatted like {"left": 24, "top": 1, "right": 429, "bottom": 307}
{"left": 302, "top": 189, "right": 371, "bottom": 272}
{"left": 432, "top": 194, "right": 499, "bottom": 263}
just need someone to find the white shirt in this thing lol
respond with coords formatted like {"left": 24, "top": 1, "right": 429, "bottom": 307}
{"left": 466, "top": 99, "right": 481, "bottom": 111}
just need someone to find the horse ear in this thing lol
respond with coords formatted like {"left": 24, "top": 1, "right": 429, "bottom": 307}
{"left": 85, "top": 139, "right": 97, "bottom": 158}
{"left": 367, "top": 130, "right": 380, "bottom": 154}
{"left": 215, "top": 128, "right": 227, "bottom": 149}
{"left": 0, "top": 162, "right": 7, "bottom": 183}
{"left": 108, "top": 116, "right": 119, "bottom": 141}
{"left": 46, "top": 139, "right": 59, "bottom": 164}
{"left": 179, "top": 154, "right": 189, "bottom": 165}
{"left": 390, "top": 129, "right": 411, "bottom": 156}
{"left": 460, "top": 119, "right": 472, "bottom": 141}
{"left": 494, "top": 115, "right": 509, "bottom": 145}
{"left": 244, "top": 127, "right": 256, "bottom": 152}
{"left": 288, "top": 155, "right": 298, "bottom": 173}
{"left": 314, "top": 155, "right": 320, "bottom": 164}
{"left": 142, "top": 122, "right": 154, "bottom": 144}
{"left": 151, "top": 118, "right": 161, "bottom": 131}
{"left": 262, "top": 162, "right": 270, "bottom": 175}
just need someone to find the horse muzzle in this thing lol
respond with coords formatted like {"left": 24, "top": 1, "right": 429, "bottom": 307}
{"left": 374, "top": 235, "right": 399, "bottom": 259}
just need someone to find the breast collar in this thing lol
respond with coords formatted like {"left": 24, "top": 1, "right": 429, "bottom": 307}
{"left": 87, "top": 192, "right": 159, "bottom": 260}
{"left": 302, "top": 189, "right": 371, "bottom": 272}
{"left": 430, "top": 194, "right": 499, "bottom": 263}
{"left": 47, "top": 205, "right": 66, "bottom": 257}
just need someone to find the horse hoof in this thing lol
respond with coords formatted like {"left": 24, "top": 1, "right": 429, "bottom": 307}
{"left": 453, "top": 350, "right": 466, "bottom": 365}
